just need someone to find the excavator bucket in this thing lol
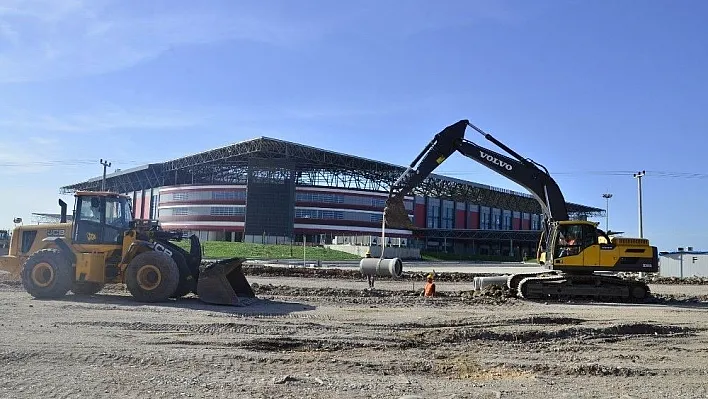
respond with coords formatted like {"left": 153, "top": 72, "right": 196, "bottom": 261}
{"left": 196, "top": 257, "right": 256, "bottom": 306}
{"left": 384, "top": 197, "right": 416, "bottom": 230}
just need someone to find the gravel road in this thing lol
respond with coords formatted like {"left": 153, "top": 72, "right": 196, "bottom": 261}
{"left": 1, "top": 271, "right": 707, "bottom": 399}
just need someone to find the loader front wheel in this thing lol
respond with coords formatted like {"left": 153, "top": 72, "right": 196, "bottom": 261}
{"left": 125, "top": 252, "right": 179, "bottom": 303}
{"left": 21, "top": 249, "right": 73, "bottom": 299}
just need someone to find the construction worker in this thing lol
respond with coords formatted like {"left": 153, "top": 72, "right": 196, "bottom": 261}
{"left": 364, "top": 250, "right": 375, "bottom": 289}
{"left": 424, "top": 272, "right": 436, "bottom": 297}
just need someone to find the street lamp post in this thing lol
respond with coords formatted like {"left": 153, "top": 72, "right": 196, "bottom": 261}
{"left": 602, "top": 193, "right": 613, "bottom": 231}
{"left": 633, "top": 171, "right": 645, "bottom": 238}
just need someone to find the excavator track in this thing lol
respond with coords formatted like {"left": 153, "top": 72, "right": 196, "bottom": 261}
{"left": 516, "top": 273, "right": 650, "bottom": 303}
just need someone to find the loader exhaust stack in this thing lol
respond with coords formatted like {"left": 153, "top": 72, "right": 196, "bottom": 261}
{"left": 196, "top": 257, "right": 256, "bottom": 306}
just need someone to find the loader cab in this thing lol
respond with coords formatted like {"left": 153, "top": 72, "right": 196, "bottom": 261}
{"left": 72, "top": 192, "right": 133, "bottom": 245}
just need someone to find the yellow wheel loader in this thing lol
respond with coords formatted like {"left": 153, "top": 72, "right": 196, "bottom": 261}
{"left": 0, "top": 191, "right": 254, "bottom": 305}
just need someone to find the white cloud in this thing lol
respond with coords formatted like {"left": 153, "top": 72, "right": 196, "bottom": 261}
{"left": 0, "top": 0, "right": 323, "bottom": 84}
{"left": 0, "top": 104, "right": 208, "bottom": 132}
{"left": 0, "top": 0, "right": 527, "bottom": 84}
{"left": 0, "top": 137, "right": 64, "bottom": 174}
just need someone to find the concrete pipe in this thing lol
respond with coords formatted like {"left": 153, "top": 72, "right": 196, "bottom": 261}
{"left": 359, "top": 258, "right": 403, "bottom": 278}
{"left": 472, "top": 275, "right": 510, "bottom": 291}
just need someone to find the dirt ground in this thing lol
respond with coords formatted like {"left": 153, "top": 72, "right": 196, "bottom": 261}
{"left": 1, "top": 269, "right": 708, "bottom": 399}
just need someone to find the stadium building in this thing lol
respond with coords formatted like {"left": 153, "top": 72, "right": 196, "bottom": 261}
{"left": 60, "top": 136, "right": 603, "bottom": 257}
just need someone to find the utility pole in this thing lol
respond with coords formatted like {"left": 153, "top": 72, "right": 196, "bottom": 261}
{"left": 602, "top": 192, "right": 613, "bottom": 231}
{"left": 633, "top": 171, "right": 645, "bottom": 238}
{"left": 100, "top": 159, "right": 112, "bottom": 191}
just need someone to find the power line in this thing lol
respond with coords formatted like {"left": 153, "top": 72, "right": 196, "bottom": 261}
{"left": 435, "top": 170, "right": 708, "bottom": 179}
{"left": 2, "top": 159, "right": 707, "bottom": 180}
{"left": 0, "top": 159, "right": 150, "bottom": 167}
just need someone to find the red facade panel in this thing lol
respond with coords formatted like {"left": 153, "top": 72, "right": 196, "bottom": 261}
{"left": 468, "top": 211, "right": 479, "bottom": 229}
{"left": 134, "top": 196, "right": 143, "bottom": 219}
{"left": 414, "top": 203, "right": 426, "bottom": 228}
{"left": 521, "top": 218, "right": 530, "bottom": 230}
{"left": 455, "top": 209, "right": 466, "bottom": 229}
{"left": 512, "top": 217, "right": 521, "bottom": 230}
{"left": 142, "top": 193, "right": 151, "bottom": 220}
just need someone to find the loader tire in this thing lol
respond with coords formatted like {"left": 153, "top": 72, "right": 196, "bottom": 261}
{"left": 71, "top": 281, "right": 104, "bottom": 296}
{"left": 125, "top": 251, "right": 179, "bottom": 303}
{"left": 21, "top": 249, "right": 73, "bottom": 299}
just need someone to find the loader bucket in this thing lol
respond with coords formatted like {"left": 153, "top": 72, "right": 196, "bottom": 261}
{"left": 196, "top": 257, "right": 255, "bottom": 306}
{"left": 384, "top": 197, "right": 416, "bottom": 230}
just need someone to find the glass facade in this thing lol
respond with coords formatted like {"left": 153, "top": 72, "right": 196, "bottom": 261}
{"left": 160, "top": 190, "right": 247, "bottom": 203}
{"left": 295, "top": 208, "right": 383, "bottom": 222}
{"left": 502, "top": 210, "right": 512, "bottom": 230}
{"left": 161, "top": 206, "right": 246, "bottom": 216}
{"left": 295, "top": 191, "right": 413, "bottom": 210}
{"left": 441, "top": 200, "right": 454, "bottom": 229}
{"left": 480, "top": 206, "right": 491, "bottom": 229}
{"left": 426, "top": 198, "right": 440, "bottom": 228}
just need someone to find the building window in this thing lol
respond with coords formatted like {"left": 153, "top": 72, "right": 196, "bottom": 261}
{"left": 492, "top": 208, "right": 502, "bottom": 230}
{"left": 502, "top": 211, "right": 512, "bottom": 230}
{"left": 149, "top": 194, "right": 158, "bottom": 220}
{"left": 173, "top": 208, "right": 189, "bottom": 216}
{"left": 210, "top": 207, "right": 245, "bottom": 216}
{"left": 480, "top": 208, "right": 491, "bottom": 229}
{"left": 295, "top": 192, "right": 400, "bottom": 209}
{"left": 441, "top": 200, "right": 454, "bottom": 229}
{"left": 295, "top": 209, "right": 345, "bottom": 220}
{"left": 212, "top": 191, "right": 246, "bottom": 201}
{"left": 172, "top": 193, "right": 189, "bottom": 201}
{"left": 426, "top": 199, "right": 440, "bottom": 228}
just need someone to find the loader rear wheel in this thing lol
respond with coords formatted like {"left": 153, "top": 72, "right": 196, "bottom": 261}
{"left": 71, "top": 281, "right": 104, "bottom": 296}
{"left": 125, "top": 251, "right": 179, "bottom": 303}
{"left": 21, "top": 249, "right": 73, "bottom": 299}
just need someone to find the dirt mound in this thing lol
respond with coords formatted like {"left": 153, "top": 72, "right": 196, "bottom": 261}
{"left": 423, "top": 323, "right": 696, "bottom": 344}
{"left": 646, "top": 294, "right": 708, "bottom": 303}
{"left": 239, "top": 264, "right": 496, "bottom": 282}
{"left": 251, "top": 283, "right": 518, "bottom": 306}
{"left": 520, "top": 362, "right": 656, "bottom": 377}
{"left": 646, "top": 276, "right": 708, "bottom": 285}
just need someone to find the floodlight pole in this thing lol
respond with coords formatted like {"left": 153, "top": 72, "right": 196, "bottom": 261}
{"left": 602, "top": 193, "right": 613, "bottom": 231}
{"left": 633, "top": 171, "right": 645, "bottom": 238}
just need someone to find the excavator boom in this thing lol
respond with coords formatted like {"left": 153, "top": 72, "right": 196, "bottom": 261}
{"left": 385, "top": 119, "right": 567, "bottom": 232}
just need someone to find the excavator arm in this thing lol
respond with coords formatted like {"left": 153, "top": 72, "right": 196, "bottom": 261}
{"left": 384, "top": 119, "right": 569, "bottom": 230}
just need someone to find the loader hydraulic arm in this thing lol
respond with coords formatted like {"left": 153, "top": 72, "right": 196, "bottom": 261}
{"left": 385, "top": 119, "right": 569, "bottom": 228}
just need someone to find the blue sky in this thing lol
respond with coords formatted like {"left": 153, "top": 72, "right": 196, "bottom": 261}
{"left": 0, "top": 0, "right": 706, "bottom": 251}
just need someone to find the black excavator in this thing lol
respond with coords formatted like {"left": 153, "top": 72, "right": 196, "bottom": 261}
{"left": 383, "top": 120, "right": 658, "bottom": 302}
